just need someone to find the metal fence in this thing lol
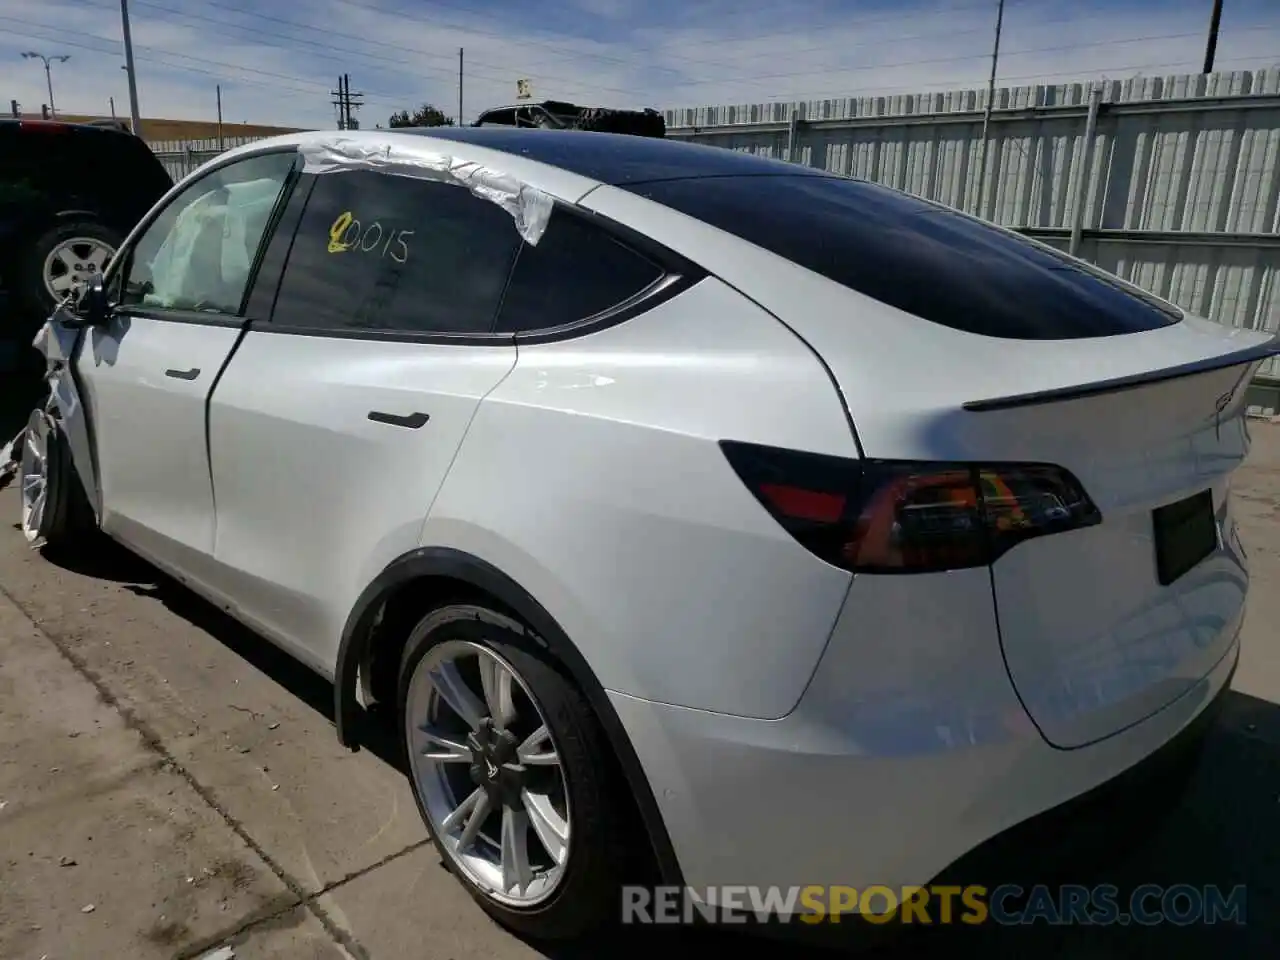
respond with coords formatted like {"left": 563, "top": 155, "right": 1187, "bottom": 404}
{"left": 139, "top": 71, "right": 1280, "bottom": 405}
{"left": 146, "top": 135, "right": 275, "bottom": 180}
{"left": 664, "top": 67, "right": 1280, "bottom": 403}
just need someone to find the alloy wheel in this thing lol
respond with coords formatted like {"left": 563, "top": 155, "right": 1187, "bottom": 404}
{"left": 42, "top": 237, "right": 114, "bottom": 303}
{"left": 19, "top": 421, "right": 48, "bottom": 543}
{"left": 405, "top": 639, "right": 571, "bottom": 907}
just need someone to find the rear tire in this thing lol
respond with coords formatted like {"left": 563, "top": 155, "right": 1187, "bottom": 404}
{"left": 397, "top": 604, "right": 630, "bottom": 940}
{"left": 18, "top": 408, "right": 97, "bottom": 548}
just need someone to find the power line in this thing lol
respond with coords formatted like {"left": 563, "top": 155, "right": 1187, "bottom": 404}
{"left": 336, "top": 0, "right": 1001, "bottom": 69}
{"left": 83, "top": 0, "right": 1280, "bottom": 110}
{"left": 8, "top": 4, "right": 1277, "bottom": 123}
{"left": 742, "top": 54, "right": 1280, "bottom": 106}
{"left": 130, "top": 0, "right": 1074, "bottom": 92}
{"left": 0, "top": 15, "right": 420, "bottom": 103}
{"left": 643, "top": 5, "right": 1081, "bottom": 75}
{"left": 123, "top": 0, "right": 641, "bottom": 99}
{"left": 124, "top": 0, "right": 464, "bottom": 84}
{"left": 0, "top": 19, "right": 360, "bottom": 106}
{"left": 677, "top": 23, "right": 1280, "bottom": 92}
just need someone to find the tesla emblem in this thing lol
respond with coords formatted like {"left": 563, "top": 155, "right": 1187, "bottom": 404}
{"left": 485, "top": 758, "right": 499, "bottom": 779}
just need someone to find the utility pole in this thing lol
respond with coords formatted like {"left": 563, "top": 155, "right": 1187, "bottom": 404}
{"left": 330, "top": 74, "right": 362, "bottom": 129}
{"left": 1203, "top": 0, "right": 1224, "bottom": 74}
{"left": 120, "top": 0, "right": 143, "bottom": 135}
{"left": 973, "top": 0, "right": 1005, "bottom": 218}
{"left": 216, "top": 84, "right": 224, "bottom": 149}
{"left": 331, "top": 75, "right": 347, "bottom": 129}
{"left": 458, "top": 47, "right": 464, "bottom": 126}
{"left": 20, "top": 52, "right": 70, "bottom": 118}
{"left": 109, "top": 96, "right": 116, "bottom": 119}
{"left": 345, "top": 74, "right": 363, "bottom": 129}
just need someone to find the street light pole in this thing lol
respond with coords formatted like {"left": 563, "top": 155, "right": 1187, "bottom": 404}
{"left": 119, "top": 0, "right": 143, "bottom": 135}
{"left": 20, "top": 51, "right": 70, "bottom": 118}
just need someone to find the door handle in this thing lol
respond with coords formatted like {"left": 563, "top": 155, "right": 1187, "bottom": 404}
{"left": 165, "top": 367, "right": 201, "bottom": 381}
{"left": 368, "top": 411, "right": 430, "bottom": 429}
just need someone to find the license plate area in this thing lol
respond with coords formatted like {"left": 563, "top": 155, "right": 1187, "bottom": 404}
{"left": 1153, "top": 490, "right": 1217, "bottom": 586}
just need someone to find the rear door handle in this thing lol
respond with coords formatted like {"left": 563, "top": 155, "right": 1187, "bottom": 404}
{"left": 368, "top": 411, "right": 430, "bottom": 429}
{"left": 165, "top": 367, "right": 201, "bottom": 381}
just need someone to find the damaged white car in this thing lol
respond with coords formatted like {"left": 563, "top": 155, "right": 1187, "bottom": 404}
{"left": 2, "top": 127, "right": 1276, "bottom": 943}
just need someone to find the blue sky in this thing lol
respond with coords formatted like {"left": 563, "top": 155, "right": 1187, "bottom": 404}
{"left": 1, "top": 0, "right": 1277, "bottom": 130}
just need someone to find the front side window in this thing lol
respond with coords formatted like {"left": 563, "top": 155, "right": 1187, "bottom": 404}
{"left": 270, "top": 171, "right": 523, "bottom": 335}
{"left": 120, "top": 151, "right": 295, "bottom": 315}
{"left": 494, "top": 206, "right": 664, "bottom": 333}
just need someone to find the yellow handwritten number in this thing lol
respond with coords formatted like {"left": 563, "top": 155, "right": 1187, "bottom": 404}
{"left": 328, "top": 211, "right": 354, "bottom": 253}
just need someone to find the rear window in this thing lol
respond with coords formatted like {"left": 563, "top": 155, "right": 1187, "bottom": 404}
{"left": 627, "top": 175, "right": 1179, "bottom": 340}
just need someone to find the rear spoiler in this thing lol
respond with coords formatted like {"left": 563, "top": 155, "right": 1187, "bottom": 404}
{"left": 963, "top": 333, "right": 1280, "bottom": 412}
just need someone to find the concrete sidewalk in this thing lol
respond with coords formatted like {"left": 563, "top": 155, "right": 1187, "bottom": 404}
{"left": 0, "top": 549, "right": 556, "bottom": 960}
{"left": 0, "top": 590, "right": 351, "bottom": 959}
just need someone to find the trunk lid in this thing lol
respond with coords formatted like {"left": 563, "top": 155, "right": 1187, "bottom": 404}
{"left": 965, "top": 348, "right": 1257, "bottom": 747}
{"left": 782, "top": 305, "right": 1269, "bottom": 748}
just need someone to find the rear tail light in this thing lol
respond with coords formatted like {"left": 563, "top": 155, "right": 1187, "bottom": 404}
{"left": 720, "top": 441, "right": 1102, "bottom": 573}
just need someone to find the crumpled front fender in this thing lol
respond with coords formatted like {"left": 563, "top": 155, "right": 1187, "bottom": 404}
{"left": 0, "top": 308, "right": 98, "bottom": 518}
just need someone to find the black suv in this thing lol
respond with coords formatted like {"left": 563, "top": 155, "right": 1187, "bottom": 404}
{"left": 0, "top": 118, "right": 173, "bottom": 320}
{"left": 473, "top": 100, "right": 666, "bottom": 137}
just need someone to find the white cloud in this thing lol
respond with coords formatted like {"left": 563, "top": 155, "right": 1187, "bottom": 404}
{"left": 0, "top": 0, "right": 1276, "bottom": 134}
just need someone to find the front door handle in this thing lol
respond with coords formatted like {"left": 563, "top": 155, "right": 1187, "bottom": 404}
{"left": 165, "top": 367, "right": 201, "bottom": 381}
{"left": 368, "top": 411, "right": 430, "bottom": 429}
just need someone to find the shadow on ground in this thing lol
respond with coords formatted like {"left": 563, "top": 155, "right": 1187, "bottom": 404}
{"left": 36, "top": 540, "right": 1280, "bottom": 959}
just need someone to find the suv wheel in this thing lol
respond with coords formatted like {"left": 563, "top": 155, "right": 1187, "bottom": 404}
{"left": 22, "top": 220, "right": 120, "bottom": 314}
{"left": 398, "top": 604, "right": 628, "bottom": 940}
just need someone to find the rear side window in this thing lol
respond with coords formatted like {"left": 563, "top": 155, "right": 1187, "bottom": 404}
{"left": 495, "top": 207, "right": 664, "bottom": 333}
{"left": 271, "top": 171, "right": 521, "bottom": 335}
{"left": 628, "top": 175, "right": 1180, "bottom": 340}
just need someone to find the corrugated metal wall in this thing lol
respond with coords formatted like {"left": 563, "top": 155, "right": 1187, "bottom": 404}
{"left": 666, "top": 68, "right": 1280, "bottom": 383}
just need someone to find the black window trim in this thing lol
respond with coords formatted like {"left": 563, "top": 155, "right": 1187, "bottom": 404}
{"left": 506, "top": 201, "right": 706, "bottom": 345}
{"left": 108, "top": 144, "right": 303, "bottom": 329}
{"left": 254, "top": 177, "right": 708, "bottom": 346}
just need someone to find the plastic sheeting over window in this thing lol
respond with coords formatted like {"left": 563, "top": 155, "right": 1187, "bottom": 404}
{"left": 298, "top": 137, "right": 553, "bottom": 246}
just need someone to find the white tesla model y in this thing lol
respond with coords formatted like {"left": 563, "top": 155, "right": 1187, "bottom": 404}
{"left": 14, "top": 127, "right": 1273, "bottom": 940}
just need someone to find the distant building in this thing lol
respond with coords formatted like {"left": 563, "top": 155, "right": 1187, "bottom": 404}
{"left": 56, "top": 114, "right": 305, "bottom": 141}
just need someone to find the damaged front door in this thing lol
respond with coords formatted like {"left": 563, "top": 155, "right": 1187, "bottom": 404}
{"left": 70, "top": 150, "right": 296, "bottom": 578}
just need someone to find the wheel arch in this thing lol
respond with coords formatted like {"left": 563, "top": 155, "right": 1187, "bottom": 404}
{"left": 53, "top": 208, "right": 103, "bottom": 223}
{"left": 334, "top": 545, "right": 685, "bottom": 886}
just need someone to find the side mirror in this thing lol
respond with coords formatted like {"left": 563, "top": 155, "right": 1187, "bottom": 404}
{"left": 66, "top": 272, "right": 111, "bottom": 329}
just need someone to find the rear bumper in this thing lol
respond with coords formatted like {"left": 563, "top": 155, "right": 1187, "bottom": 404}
{"left": 933, "top": 648, "right": 1234, "bottom": 891}
{"left": 611, "top": 569, "right": 1240, "bottom": 898}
